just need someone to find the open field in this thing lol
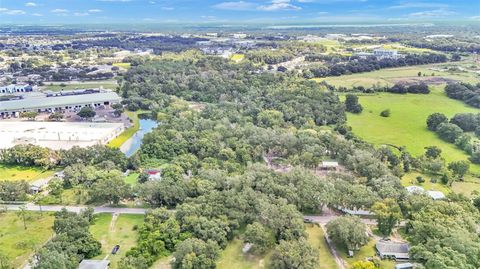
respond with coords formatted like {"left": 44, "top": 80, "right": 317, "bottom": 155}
{"left": 401, "top": 172, "right": 450, "bottom": 194}
{"left": 108, "top": 110, "right": 143, "bottom": 148}
{"left": 90, "top": 213, "right": 144, "bottom": 269}
{"left": 112, "top": 62, "right": 132, "bottom": 69}
{"left": 305, "top": 224, "right": 338, "bottom": 269}
{"left": 0, "top": 164, "right": 55, "bottom": 182}
{"left": 125, "top": 172, "right": 139, "bottom": 185}
{"left": 315, "top": 63, "right": 480, "bottom": 88}
{"left": 42, "top": 80, "right": 118, "bottom": 92}
{"left": 217, "top": 238, "right": 271, "bottom": 269}
{"left": 231, "top": 53, "right": 245, "bottom": 62}
{"left": 0, "top": 212, "right": 54, "bottom": 268}
{"left": 345, "top": 87, "right": 480, "bottom": 174}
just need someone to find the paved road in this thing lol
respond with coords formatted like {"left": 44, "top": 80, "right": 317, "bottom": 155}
{"left": 304, "top": 215, "right": 377, "bottom": 225}
{"left": 2, "top": 204, "right": 147, "bottom": 214}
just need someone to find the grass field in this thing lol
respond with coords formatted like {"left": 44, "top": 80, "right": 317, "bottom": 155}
{"left": 90, "top": 213, "right": 144, "bottom": 269}
{"left": 217, "top": 238, "right": 271, "bottom": 269}
{"left": 231, "top": 54, "right": 245, "bottom": 62}
{"left": 401, "top": 172, "right": 450, "bottom": 194}
{"left": 43, "top": 80, "right": 118, "bottom": 92}
{"left": 0, "top": 165, "right": 55, "bottom": 182}
{"left": 336, "top": 238, "right": 395, "bottom": 269}
{"left": 315, "top": 63, "right": 480, "bottom": 88}
{"left": 345, "top": 87, "right": 480, "bottom": 174}
{"left": 125, "top": 172, "right": 139, "bottom": 186}
{"left": 305, "top": 224, "right": 338, "bottom": 269}
{"left": 0, "top": 212, "right": 54, "bottom": 268}
{"left": 113, "top": 62, "right": 132, "bottom": 69}
{"left": 108, "top": 110, "right": 143, "bottom": 148}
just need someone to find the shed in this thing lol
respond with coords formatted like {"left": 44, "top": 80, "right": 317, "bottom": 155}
{"left": 395, "top": 263, "right": 414, "bottom": 269}
{"left": 320, "top": 161, "right": 339, "bottom": 171}
{"left": 426, "top": 191, "right": 445, "bottom": 200}
{"left": 405, "top": 186, "right": 424, "bottom": 194}
{"left": 78, "top": 260, "right": 110, "bottom": 269}
{"left": 376, "top": 240, "right": 410, "bottom": 260}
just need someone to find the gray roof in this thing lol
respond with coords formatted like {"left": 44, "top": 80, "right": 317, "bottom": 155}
{"left": 78, "top": 260, "right": 109, "bottom": 269}
{"left": 376, "top": 240, "right": 409, "bottom": 258}
{"left": 0, "top": 92, "right": 121, "bottom": 112}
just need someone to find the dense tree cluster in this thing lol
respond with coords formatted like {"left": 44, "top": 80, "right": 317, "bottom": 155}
{"left": 245, "top": 49, "right": 294, "bottom": 65}
{"left": 404, "top": 37, "right": 480, "bottom": 53}
{"left": 445, "top": 83, "right": 480, "bottom": 108}
{"left": 33, "top": 209, "right": 101, "bottom": 269}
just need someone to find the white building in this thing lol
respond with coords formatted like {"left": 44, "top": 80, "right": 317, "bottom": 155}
{"left": 0, "top": 84, "right": 36, "bottom": 94}
{"left": 373, "top": 49, "right": 398, "bottom": 59}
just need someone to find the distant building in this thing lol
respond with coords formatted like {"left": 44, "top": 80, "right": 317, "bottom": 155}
{"left": 405, "top": 186, "right": 446, "bottom": 200}
{"left": 373, "top": 49, "right": 398, "bottom": 59}
{"left": 395, "top": 263, "right": 415, "bottom": 269}
{"left": 78, "top": 260, "right": 109, "bottom": 269}
{"left": 320, "top": 161, "right": 339, "bottom": 171}
{"left": 0, "top": 84, "right": 36, "bottom": 94}
{"left": 233, "top": 33, "right": 247, "bottom": 39}
{"left": 376, "top": 240, "right": 410, "bottom": 261}
{"left": 426, "top": 190, "right": 446, "bottom": 200}
{"left": 145, "top": 169, "right": 162, "bottom": 180}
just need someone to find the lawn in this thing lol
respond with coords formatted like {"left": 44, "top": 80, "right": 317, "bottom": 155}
{"left": 107, "top": 110, "right": 143, "bottom": 148}
{"left": 315, "top": 63, "right": 480, "bottom": 88}
{"left": 0, "top": 212, "right": 55, "bottom": 268}
{"left": 90, "top": 213, "right": 144, "bottom": 269}
{"left": 113, "top": 62, "right": 132, "bottom": 69}
{"left": 42, "top": 80, "right": 118, "bottom": 92}
{"left": 305, "top": 224, "right": 338, "bottom": 269}
{"left": 125, "top": 172, "right": 139, "bottom": 186}
{"left": 336, "top": 237, "right": 395, "bottom": 269}
{"left": 401, "top": 172, "right": 450, "bottom": 194}
{"left": 231, "top": 54, "right": 245, "bottom": 62}
{"left": 217, "top": 238, "right": 271, "bottom": 269}
{"left": 344, "top": 87, "right": 480, "bottom": 174}
{"left": 0, "top": 164, "right": 55, "bottom": 182}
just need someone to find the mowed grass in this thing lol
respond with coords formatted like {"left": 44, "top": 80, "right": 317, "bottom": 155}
{"left": 345, "top": 87, "right": 480, "bottom": 174}
{"left": 0, "top": 164, "right": 55, "bottom": 182}
{"left": 125, "top": 172, "right": 139, "bottom": 186}
{"left": 217, "top": 238, "right": 271, "bottom": 269}
{"left": 108, "top": 111, "right": 142, "bottom": 148}
{"left": 401, "top": 172, "right": 450, "bottom": 194}
{"left": 305, "top": 224, "right": 338, "bottom": 269}
{"left": 336, "top": 237, "right": 395, "bottom": 269}
{"left": 112, "top": 62, "right": 132, "bottom": 69}
{"left": 43, "top": 80, "right": 117, "bottom": 91}
{"left": 231, "top": 54, "right": 245, "bottom": 62}
{"left": 0, "top": 212, "right": 55, "bottom": 268}
{"left": 315, "top": 63, "right": 480, "bottom": 88}
{"left": 90, "top": 213, "right": 144, "bottom": 269}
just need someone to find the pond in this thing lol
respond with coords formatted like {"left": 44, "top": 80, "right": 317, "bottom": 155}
{"left": 120, "top": 118, "right": 158, "bottom": 157}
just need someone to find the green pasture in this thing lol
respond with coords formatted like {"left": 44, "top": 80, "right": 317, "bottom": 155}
{"left": 42, "top": 80, "right": 118, "bottom": 92}
{"left": 0, "top": 212, "right": 55, "bottom": 268}
{"left": 217, "top": 238, "right": 271, "bottom": 269}
{"left": 108, "top": 110, "right": 143, "bottom": 149}
{"left": 0, "top": 165, "right": 55, "bottom": 182}
{"left": 305, "top": 224, "right": 338, "bottom": 269}
{"left": 345, "top": 87, "right": 480, "bottom": 174}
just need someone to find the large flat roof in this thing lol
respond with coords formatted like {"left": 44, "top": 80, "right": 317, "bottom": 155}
{"left": 0, "top": 92, "right": 121, "bottom": 112}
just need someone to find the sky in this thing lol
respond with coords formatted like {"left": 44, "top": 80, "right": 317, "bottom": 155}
{"left": 0, "top": 0, "right": 479, "bottom": 25}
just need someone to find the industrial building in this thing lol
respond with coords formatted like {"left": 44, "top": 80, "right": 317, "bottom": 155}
{"left": 0, "top": 90, "right": 121, "bottom": 117}
{"left": 0, "top": 84, "right": 37, "bottom": 94}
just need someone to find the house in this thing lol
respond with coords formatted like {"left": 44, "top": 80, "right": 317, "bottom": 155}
{"left": 426, "top": 190, "right": 446, "bottom": 200}
{"left": 376, "top": 240, "right": 410, "bottom": 261}
{"left": 145, "top": 169, "right": 162, "bottom": 180}
{"left": 405, "top": 186, "right": 446, "bottom": 200}
{"left": 78, "top": 260, "right": 110, "bottom": 269}
{"left": 373, "top": 49, "right": 398, "bottom": 59}
{"left": 320, "top": 161, "right": 339, "bottom": 171}
{"left": 405, "top": 186, "right": 424, "bottom": 194}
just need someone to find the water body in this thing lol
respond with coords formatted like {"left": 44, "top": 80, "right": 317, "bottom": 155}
{"left": 120, "top": 118, "right": 158, "bottom": 157}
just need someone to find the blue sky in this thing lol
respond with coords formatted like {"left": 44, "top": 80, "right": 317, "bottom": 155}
{"left": 0, "top": 0, "right": 479, "bottom": 24}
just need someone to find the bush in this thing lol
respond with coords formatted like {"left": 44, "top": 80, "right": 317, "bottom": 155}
{"left": 416, "top": 176, "right": 425, "bottom": 183}
{"left": 380, "top": 109, "right": 391, "bottom": 117}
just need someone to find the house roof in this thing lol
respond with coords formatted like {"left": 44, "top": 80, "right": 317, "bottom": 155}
{"left": 376, "top": 240, "right": 409, "bottom": 258}
{"left": 78, "top": 260, "right": 109, "bottom": 269}
{"left": 321, "top": 161, "right": 339, "bottom": 167}
{"left": 426, "top": 191, "right": 446, "bottom": 200}
{"left": 405, "top": 186, "right": 424, "bottom": 193}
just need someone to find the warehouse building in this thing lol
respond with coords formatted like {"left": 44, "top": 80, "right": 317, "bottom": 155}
{"left": 0, "top": 91, "right": 121, "bottom": 117}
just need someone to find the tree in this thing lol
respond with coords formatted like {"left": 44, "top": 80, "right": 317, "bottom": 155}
{"left": 326, "top": 216, "right": 368, "bottom": 252}
{"left": 418, "top": 71, "right": 422, "bottom": 77}
{"left": 172, "top": 239, "right": 220, "bottom": 269}
{"left": 447, "top": 161, "right": 469, "bottom": 179}
{"left": 345, "top": 94, "right": 363, "bottom": 114}
{"left": 48, "top": 112, "right": 64, "bottom": 121}
{"left": 257, "top": 110, "right": 285, "bottom": 128}
{"left": 16, "top": 205, "right": 29, "bottom": 230}
{"left": 77, "top": 106, "right": 96, "bottom": 119}
{"left": 89, "top": 170, "right": 131, "bottom": 204}
{"left": 371, "top": 198, "right": 402, "bottom": 236}
{"left": 19, "top": 111, "right": 38, "bottom": 120}
{"left": 436, "top": 123, "right": 463, "bottom": 143}
{"left": 244, "top": 222, "right": 275, "bottom": 254}
{"left": 0, "top": 252, "right": 11, "bottom": 269}
{"left": 424, "top": 146, "right": 442, "bottom": 159}
{"left": 269, "top": 239, "right": 318, "bottom": 269}
{"left": 426, "top": 113, "right": 448, "bottom": 131}
{"left": 380, "top": 109, "right": 390, "bottom": 117}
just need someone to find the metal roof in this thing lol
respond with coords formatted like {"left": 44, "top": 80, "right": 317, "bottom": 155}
{"left": 0, "top": 92, "right": 121, "bottom": 112}
{"left": 78, "top": 260, "right": 109, "bottom": 269}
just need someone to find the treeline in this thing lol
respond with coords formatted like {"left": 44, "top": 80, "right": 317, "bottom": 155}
{"left": 0, "top": 144, "right": 128, "bottom": 169}
{"left": 303, "top": 53, "right": 447, "bottom": 78}
{"left": 331, "top": 82, "right": 430, "bottom": 94}
{"left": 404, "top": 37, "right": 480, "bottom": 53}
{"left": 33, "top": 209, "right": 101, "bottom": 269}
{"left": 445, "top": 83, "right": 480, "bottom": 108}
{"left": 245, "top": 49, "right": 295, "bottom": 65}
{"left": 427, "top": 112, "right": 480, "bottom": 163}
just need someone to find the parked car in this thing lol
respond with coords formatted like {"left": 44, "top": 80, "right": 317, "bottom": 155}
{"left": 111, "top": 245, "right": 120, "bottom": 254}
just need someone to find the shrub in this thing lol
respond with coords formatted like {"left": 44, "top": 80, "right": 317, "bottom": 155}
{"left": 380, "top": 109, "right": 391, "bottom": 117}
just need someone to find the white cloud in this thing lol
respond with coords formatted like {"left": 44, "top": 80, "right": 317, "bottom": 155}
{"left": 25, "top": 2, "right": 37, "bottom": 7}
{"left": 161, "top": 7, "right": 175, "bottom": 10}
{"left": 51, "top": 9, "right": 68, "bottom": 13}
{"left": 388, "top": 2, "right": 449, "bottom": 10}
{"left": 74, "top": 12, "right": 90, "bottom": 16}
{"left": 258, "top": 0, "right": 301, "bottom": 11}
{"left": 0, "top": 8, "right": 8, "bottom": 12}
{"left": 88, "top": 9, "right": 102, "bottom": 13}
{"left": 4, "top": 9, "right": 26, "bottom": 15}
{"left": 32, "top": 13, "right": 43, "bottom": 16}
{"left": 408, "top": 9, "right": 456, "bottom": 18}
{"left": 213, "top": 1, "right": 257, "bottom": 10}
{"left": 98, "top": 0, "right": 132, "bottom": 2}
